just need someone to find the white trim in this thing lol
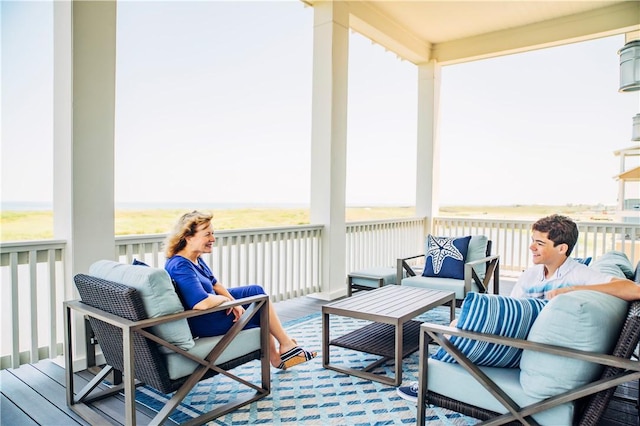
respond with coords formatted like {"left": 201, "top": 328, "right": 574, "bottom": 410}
{"left": 416, "top": 62, "right": 441, "bottom": 226}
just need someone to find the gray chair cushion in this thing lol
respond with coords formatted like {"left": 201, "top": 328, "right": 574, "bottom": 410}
{"left": 402, "top": 275, "right": 479, "bottom": 300}
{"left": 89, "top": 260, "right": 195, "bottom": 351}
{"left": 165, "top": 327, "right": 261, "bottom": 380}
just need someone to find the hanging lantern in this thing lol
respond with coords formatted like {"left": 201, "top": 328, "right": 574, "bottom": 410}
{"left": 619, "top": 40, "right": 640, "bottom": 92}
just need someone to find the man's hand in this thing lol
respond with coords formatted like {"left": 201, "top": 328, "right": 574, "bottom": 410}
{"left": 546, "top": 286, "right": 574, "bottom": 300}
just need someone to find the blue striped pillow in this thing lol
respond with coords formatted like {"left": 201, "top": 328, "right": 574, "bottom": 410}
{"left": 431, "top": 293, "right": 548, "bottom": 367}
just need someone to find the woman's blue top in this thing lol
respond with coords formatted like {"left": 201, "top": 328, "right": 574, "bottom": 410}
{"left": 165, "top": 255, "right": 263, "bottom": 337}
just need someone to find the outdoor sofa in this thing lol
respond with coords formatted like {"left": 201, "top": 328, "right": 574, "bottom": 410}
{"left": 417, "top": 250, "right": 640, "bottom": 425}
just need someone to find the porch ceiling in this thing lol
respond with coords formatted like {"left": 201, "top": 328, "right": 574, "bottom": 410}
{"left": 306, "top": 1, "right": 640, "bottom": 64}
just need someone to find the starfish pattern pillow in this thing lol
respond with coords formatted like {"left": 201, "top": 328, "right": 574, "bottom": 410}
{"left": 422, "top": 235, "right": 471, "bottom": 280}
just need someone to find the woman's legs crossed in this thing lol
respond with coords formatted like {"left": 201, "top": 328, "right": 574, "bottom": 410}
{"left": 229, "top": 285, "right": 316, "bottom": 368}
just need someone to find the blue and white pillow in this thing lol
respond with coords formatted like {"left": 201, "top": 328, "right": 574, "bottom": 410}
{"left": 431, "top": 292, "right": 548, "bottom": 368}
{"left": 422, "top": 235, "right": 471, "bottom": 280}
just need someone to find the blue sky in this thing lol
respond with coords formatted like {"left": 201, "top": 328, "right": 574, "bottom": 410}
{"left": 2, "top": 1, "right": 638, "bottom": 207}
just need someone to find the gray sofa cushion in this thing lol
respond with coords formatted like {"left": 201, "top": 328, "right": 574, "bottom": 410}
{"left": 520, "top": 290, "right": 628, "bottom": 399}
{"left": 590, "top": 250, "right": 635, "bottom": 279}
{"left": 427, "top": 358, "right": 573, "bottom": 424}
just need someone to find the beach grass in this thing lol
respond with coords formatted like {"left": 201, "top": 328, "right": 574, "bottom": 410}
{"left": 0, "top": 204, "right": 614, "bottom": 242}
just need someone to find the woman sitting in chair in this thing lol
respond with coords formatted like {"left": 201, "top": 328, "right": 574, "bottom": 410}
{"left": 164, "top": 210, "right": 316, "bottom": 370}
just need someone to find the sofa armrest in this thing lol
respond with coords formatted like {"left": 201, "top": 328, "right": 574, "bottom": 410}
{"left": 464, "top": 254, "right": 500, "bottom": 295}
{"left": 423, "top": 323, "right": 637, "bottom": 368}
{"left": 417, "top": 321, "right": 640, "bottom": 426}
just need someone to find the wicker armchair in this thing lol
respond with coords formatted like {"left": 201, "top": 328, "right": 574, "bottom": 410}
{"left": 417, "top": 299, "right": 640, "bottom": 426}
{"left": 64, "top": 273, "right": 270, "bottom": 425}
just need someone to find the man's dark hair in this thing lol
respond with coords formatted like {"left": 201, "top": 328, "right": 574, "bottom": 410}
{"left": 532, "top": 214, "right": 579, "bottom": 256}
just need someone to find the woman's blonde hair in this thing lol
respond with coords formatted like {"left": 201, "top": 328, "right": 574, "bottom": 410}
{"left": 164, "top": 210, "right": 213, "bottom": 258}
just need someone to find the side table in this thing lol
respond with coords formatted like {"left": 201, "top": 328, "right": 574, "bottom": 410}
{"left": 347, "top": 266, "right": 398, "bottom": 296}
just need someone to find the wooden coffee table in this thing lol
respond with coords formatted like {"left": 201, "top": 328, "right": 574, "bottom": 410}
{"left": 322, "top": 285, "right": 455, "bottom": 385}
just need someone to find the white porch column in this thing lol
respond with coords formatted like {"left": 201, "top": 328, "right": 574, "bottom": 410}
{"left": 54, "top": 0, "right": 117, "bottom": 282}
{"left": 415, "top": 61, "right": 442, "bottom": 234}
{"left": 310, "top": 1, "right": 349, "bottom": 300}
{"left": 54, "top": 0, "right": 116, "bottom": 369}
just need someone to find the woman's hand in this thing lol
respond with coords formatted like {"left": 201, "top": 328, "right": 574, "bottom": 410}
{"left": 227, "top": 305, "right": 245, "bottom": 322}
{"left": 193, "top": 294, "right": 230, "bottom": 310}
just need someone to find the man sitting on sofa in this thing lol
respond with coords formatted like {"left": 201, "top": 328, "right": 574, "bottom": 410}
{"left": 510, "top": 214, "right": 638, "bottom": 301}
{"left": 397, "top": 213, "right": 640, "bottom": 402}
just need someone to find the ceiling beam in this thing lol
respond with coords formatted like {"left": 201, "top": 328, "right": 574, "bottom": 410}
{"left": 347, "top": 0, "right": 431, "bottom": 63}
{"left": 433, "top": 1, "right": 640, "bottom": 65}
{"left": 305, "top": 0, "right": 432, "bottom": 63}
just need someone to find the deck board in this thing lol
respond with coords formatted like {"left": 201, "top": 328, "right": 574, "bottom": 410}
{"left": 0, "top": 369, "right": 83, "bottom": 425}
{"left": 0, "top": 294, "right": 638, "bottom": 426}
{"left": 7, "top": 363, "right": 88, "bottom": 424}
{"left": 74, "top": 369, "right": 156, "bottom": 425}
{"left": 1, "top": 393, "right": 39, "bottom": 426}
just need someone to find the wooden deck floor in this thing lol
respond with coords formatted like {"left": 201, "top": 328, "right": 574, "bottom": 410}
{"left": 1, "top": 294, "right": 638, "bottom": 425}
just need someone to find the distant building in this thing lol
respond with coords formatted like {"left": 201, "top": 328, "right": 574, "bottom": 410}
{"left": 614, "top": 145, "right": 640, "bottom": 224}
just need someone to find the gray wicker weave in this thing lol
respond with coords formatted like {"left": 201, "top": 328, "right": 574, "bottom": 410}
{"left": 64, "top": 273, "right": 271, "bottom": 425}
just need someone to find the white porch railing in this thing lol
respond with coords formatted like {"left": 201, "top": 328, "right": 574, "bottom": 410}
{"left": 433, "top": 217, "right": 640, "bottom": 275}
{"left": 345, "top": 217, "right": 427, "bottom": 271}
{"left": 2, "top": 217, "right": 639, "bottom": 369}
{"left": 0, "top": 240, "right": 66, "bottom": 369}
{"left": 115, "top": 225, "right": 324, "bottom": 302}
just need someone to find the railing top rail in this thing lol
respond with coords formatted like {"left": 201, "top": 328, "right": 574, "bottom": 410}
{"left": 210, "top": 224, "right": 323, "bottom": 237}
{"left": 115, "top": 233, "right": 167, "bottom": 242}
{"left": 113, "top": 224, "right": 325, "bottom": 244}
{"left": 435, "top": 216, "right": 536, "bottom": 224}
{"left": 0, "top": 239, "right": 66, "bottom": 252}
{"left": 347, "top": 216, "right": 427, "bottom": 227}
{"left": 435, "top": 217, "right": 640, "bottom": 229}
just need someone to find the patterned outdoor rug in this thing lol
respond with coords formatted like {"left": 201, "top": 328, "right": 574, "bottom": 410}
{"left": 133, "top": 305, "right": 478, "bottom": 425}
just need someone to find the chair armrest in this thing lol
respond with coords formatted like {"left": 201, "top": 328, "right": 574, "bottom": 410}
{"left": 64, "top": 294, "right": 270, "bottom": 365}
{"left": 464, "top": 254, "right": 500, "bottom": 295}
{"left": 465, "top": 254, "right": 499, "bottom": 268}
{"left": 136, "top": 294, "right": 268, "bottom": 328}
{"left": 65, "top": 294, "right": 268, "bottom": 329}
{"left": 397, "top": 254, "right": 426, "bottom": 283}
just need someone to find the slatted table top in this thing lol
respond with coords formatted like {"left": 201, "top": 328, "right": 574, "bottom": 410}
{"left": 322, "top": 285, "right": 455, "bottom": 385}
{"left": 323, "top": 285, "right": 455, "bottom": 324}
